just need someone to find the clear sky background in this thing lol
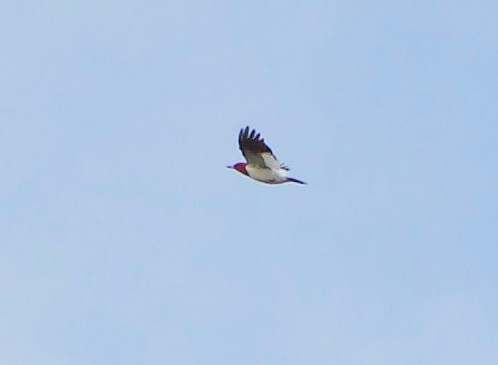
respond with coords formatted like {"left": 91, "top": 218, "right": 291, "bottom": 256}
{"left": 1, "top": 1, "right": 497, "bottom": 364}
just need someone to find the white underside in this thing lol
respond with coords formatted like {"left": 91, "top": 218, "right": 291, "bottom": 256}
{"left": 245, "top": 165, "right": 288, "bottom": 184}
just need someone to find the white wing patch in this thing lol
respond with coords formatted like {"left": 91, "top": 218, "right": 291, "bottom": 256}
{"left": 261, "top": 152, "right": 281, "bottom": 170}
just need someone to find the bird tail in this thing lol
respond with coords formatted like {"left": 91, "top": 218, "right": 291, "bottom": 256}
{"left": 286, "top": 177, "right": 307, "bottom": 185}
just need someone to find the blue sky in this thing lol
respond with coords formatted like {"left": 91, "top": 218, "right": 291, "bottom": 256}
{"left": 1, "top": 1, "right": 497, "bottom": 364}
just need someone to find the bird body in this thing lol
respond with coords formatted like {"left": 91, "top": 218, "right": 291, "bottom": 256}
{"left": 246, "top": 164, "right": 288, "bottom": 184}
{"left": 227, "top": 127, "right": 306, "bottom": 185}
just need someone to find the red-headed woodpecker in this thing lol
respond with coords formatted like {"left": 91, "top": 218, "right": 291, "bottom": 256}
{"left": 227, "top": 126, "right": 307, "bottom": 185}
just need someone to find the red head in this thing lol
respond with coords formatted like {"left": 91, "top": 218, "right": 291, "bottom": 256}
{"left": 227, "top": 162, "right": 248, "bottom": 176}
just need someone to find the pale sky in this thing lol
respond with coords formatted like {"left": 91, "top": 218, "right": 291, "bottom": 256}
{"left": 1, "top": 1, "right": 497, "bottom": 364}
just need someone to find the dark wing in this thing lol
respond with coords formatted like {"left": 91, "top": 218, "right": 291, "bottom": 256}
{"left": 238, "top": 126, "right": 281, "bottom": 169}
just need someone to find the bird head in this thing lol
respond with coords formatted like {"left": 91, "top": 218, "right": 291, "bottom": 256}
{"left": 226, "top": 162, "right": 248, "bottom": 175}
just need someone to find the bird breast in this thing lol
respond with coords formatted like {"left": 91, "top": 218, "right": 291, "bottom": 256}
{"left": 245, "top": 165, "right": 286, "bottom": 184}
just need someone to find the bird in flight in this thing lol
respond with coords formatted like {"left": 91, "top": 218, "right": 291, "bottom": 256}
{"left": 227, "top": 126, "right": 306, "bottom": 185}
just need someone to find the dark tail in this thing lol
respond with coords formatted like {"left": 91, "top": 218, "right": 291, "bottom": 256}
{"left": 286, "top": 177, "right": 307, "bottom": 185}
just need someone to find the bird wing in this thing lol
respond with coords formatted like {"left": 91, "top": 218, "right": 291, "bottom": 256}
{"left": 238, "top": 127, "right": 281, "bottom": 170}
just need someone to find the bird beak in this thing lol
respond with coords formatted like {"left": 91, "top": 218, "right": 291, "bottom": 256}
{"left": 226, "top": 165, "right": 233, "bottom": 169}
